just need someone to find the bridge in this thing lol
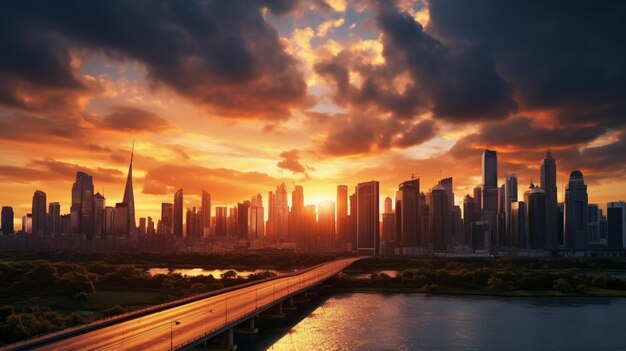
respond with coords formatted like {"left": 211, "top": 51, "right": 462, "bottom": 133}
{"left": 4, "top": 257, "right": 361, "bottom": 350}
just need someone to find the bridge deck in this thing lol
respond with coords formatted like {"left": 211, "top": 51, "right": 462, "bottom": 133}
{"left": 7, "top": 257, "right": 359, "bottom": 351}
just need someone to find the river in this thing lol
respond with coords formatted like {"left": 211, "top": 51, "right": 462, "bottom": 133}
{"left": 258, "top": 293, "right": 626, "bottom": 350}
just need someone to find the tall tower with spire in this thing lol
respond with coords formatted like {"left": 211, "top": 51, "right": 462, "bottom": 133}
{"left": 123, "top": 140, "right": 137, "bottom": 235}
{"left": 540, "top": 150, "right": 557, "bottom": 252}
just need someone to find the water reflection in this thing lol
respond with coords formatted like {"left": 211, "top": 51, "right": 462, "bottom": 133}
{"left": 262, "top": 293, "right": 626, "bottom": 351}
{"left": 147, "top": 267, "right": 284, "bottom": 278}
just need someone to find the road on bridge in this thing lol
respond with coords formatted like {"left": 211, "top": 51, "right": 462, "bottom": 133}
{"left": 17, "top": 257, "right": 359, "bottom": 351}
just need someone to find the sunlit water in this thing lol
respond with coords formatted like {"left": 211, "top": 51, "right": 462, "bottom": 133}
{"left": 147, "top": 267, "right": 282, "bottom": 278}
{"left": 263, "top": 293, "right": 626, "bottom": 350}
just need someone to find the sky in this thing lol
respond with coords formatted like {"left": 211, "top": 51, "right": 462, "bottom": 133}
{"left": 1, "top": 0, "right": 626, "bottom": 223}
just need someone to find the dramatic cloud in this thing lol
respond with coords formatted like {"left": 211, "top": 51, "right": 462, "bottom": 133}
{"left": 96, "top": 106, "right": 173, "bottom": 133}
{"left": 277, "top": 149, "right": 307, "bottom": 173}
{"left": 0, "top": 158, "right": 124, "bottom": 184}
{"left": 0, "top": 0, "right": 309, "bottom": 119}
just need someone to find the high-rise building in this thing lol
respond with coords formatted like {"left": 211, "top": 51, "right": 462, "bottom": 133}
{"left": 161, "top": 203, "right": 173, "bottom": 235}
{"left": 290, "top": 185, "right": 304, "bottom": 243}
{"left": 430, "top": 183, "right": 450, "bottom": 251}
{"left": 275, "top": 183, "right": 289, "bottom": 240}
{"left": 526, "top": 184, "right": 547, "bottom": 249}
{"left": 607, "top": 201, "right": 626, "bottom": 248}
{"left": 473, "top": 185, "right": 483, "bottom": 221}
{"left": 382, "top": 212, "right": 395, "bottom": 245}
{"left": 47, "top": 202, "right": 61, "bottom": 236}
{"left": 482, "top": 150, "right": 498, "bottom": 253}
{"left": 349, "top": 191, "right": 357, "bottom": 250}
{"left": 452, "top": 205, "right": 463, "bottom": 246}
{"left": 511, "top": 201, "right": 526, "bottom": 248}
{"left": 113, "top": 203, "right": 129, "bottom": 237}
{"left": 463, "top": 195, "right": 475, "bottom": 246}
{"left": 138, "top": 217, "right": 147, "bottom": 235}
{"left": 384, "top": 196, "right": 393, "bottom": 214}
{"left": 70, "top": 172, "right": 94, "bottom": 238}
{"left": 248, "top": 194, "right": 264, "bottom": 239}
{"left": 267, "top": 191, "right": 275, "bottom": 237}
{"left": 1, "top": 206, "right": 14, "bottom": 234}
{"left": 504, "top": 174, "right": 518, "bottom": 247}
{"left": 540, "top": 151, "right": 558, "bottom": 251}
{"left": 564, "top": 170, "right": 588, "bottom": 250}
{"left": 31, "top": 190, "right": 47, "bottom": 236}
{"left": 147, "top": 217, "right": 155, "bottom": 235}
{"left": 303, "top": 204, "right": 317, "bottom": 249}
{"left": 201, "top": 190, "right": 211, "bottom": 236}
{"left": 173, "top": 189, "right": 183, "bottom": 238}
{"left": 336, "top": 185, "right": 349, "bottom": 248}
{"left": 318, "top": 200, "right": 336, "bottom": 247}
{"left": 237, "top": 201, "right": 250, "bottom": 238}
{"left": 122, "top": 143, "right": 136, "bottom": 236}
{"left": 440, "top": 177, "right": 454, "bottom": 209}
{"left": 22, "top": 214, "right": 32, "bottom": 234}
{"left": 186, "top": 207, "right": 202, "bottom": 238}
{"left": 215, "top": 207, "right": 228, "bottom": 237}
{"left": 356, "top": 181, "right": 379, "bottom": 255}
{"left": 395, "top": 178, "right": 420, "bottom": 250}
{"left": 94, "top": 193, "right": 105, "bottom": 238}
{"left": 557, "top": 202, "right": 564, "bottom": 246}
{"left": 103, "top": 206, "right": 114, "bottom": 237}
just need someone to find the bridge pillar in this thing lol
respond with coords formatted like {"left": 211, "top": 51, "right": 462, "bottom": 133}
{"left": 283, "top": 297, "right": 296, "bottom": 311}
{"left": 261, "top": 302, "right": 286, "bottom": 319}
{"left": 234, "top": 317, "right": 258, "bottom": 335}
{"left": 205, "top": 328, "right": 237, "bottom": 351}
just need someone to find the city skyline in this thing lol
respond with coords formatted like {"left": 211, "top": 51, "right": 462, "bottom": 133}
{"left": 0, "top": 1, "right": 625, "bottom": 229}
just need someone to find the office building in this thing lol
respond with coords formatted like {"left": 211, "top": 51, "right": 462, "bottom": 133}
{"left": 201, "top": 190, "right": 211, "bottom": 236}
{"left": 248, "top": 194, "right": 264, "bottom": 239}
{"left": 215, "top": 207, "right": 228, "bottom": 237}
{"left": 564, "top": 170, "right": 588, "bottom": 250}
{"left": 70, "top": 171, "right": 94, "bottom": 238}
{"left": 395, "top": 178, "right": 420, "bottom": 250}
{"left": 463, "top": 195, "right": 475, "bottom": 246}
{"left": 122, "top": 144, "right": 136, "bottom": 235}
{"left": 540, "top": 151, "right": 558, "bottom": 250}
{"left": 48, "top": 202, "right": 61, "bottom": 236}
{"left": 482, "top": 150, "right": 498, "bottom": 252}
{"left": 31, "top": 190, "right": 47, "bottom": 235}
{"left": 356, "top": 181, "right": 379, "bottom": 255}
{"left": 2, "top": 206, "right": 14, "bottom": 234}
{"left": 173, "top": 189, "right": 183, "bottom": 238}
{"left": 94, "top": 193, "right": 105, "bottom": 238}
{"left": 113, "top": 203, "right": 129, "bottom": 237}
{"left": 526, "top": 184, "right": 547, "bottom": 249}
{"left": 161, "top": 203, "right": 173, "bottom": 235}
{"left": 608, "top": 201, "right": 626, "bottom": 248}
{"left": 430, "top": 183, "right": 450, "bottom": 251}
{"left": 318, "top": 200, "right": 336, "bottom": 247}
{"left": 337, "top": 185, "right": 349, "bottom": 247}
{"left": 504, "top": 174, "right": 518, "bottom": 247}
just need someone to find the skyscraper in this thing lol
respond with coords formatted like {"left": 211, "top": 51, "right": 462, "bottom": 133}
{"left": 122, "top": 143, "right": 136, "bottom": 236}
{"left": 526, "top": 183, "right": 547, "bottom": 249}
{"left": 463, "top": 195, "right": 475, "bottom": 246}
{"left": 511, "top": 201, "right": 526, "bottom": 248}
{"left": 607, "top": 201, "right": 626, "bottom": 248}
{"left": 94, "top": 193, "right": 105, "bottom": 238}
{"left": 395, "top": 178, "right": 419, "bottom": 251}
{"left": 318, "top": 200, "right": 336, "bottom": 247}
{"left": 349, "top": 191, "right": 357, "bottom": 250}
{"left": 274, "top": 182, "right": 289, "bottom": 240}
{"left": 337, "top": 185, "right": 349, "bottom": 248}
{"left": 31, "top": 190, "right": 47, "bottom": 235}
{"left": 173, "top": 189, "right": 183, "bottom": 238}
{"left": 1, "top": 206, "right": 14, "bottom": 234}
{"left": 440, "top": 177, "right": 454, "bottom": 209}
{"left": 70, "top": 172, "right": 94, "bottom": 238}
{"left": 356, "top": 181, "right": 379, "bottom": 255}
{"left": 430, "top": 183, "right": 450, "bottom": 251}
{"left": 48, "top": 202, "right": 61, "bottom": 236}
{"left": 248, "top": 194, "right": 264, "bottom": 239}
{"left": 215, "top": 207, "right": 228, "bottom": 237}
{"left": 482, "top": 150, "right": 498, "bottom": 252}
{"left": 201, "top": 190, "right": 211, "bottom": 236}
{"left": 103, "top": 206, "right": 114, "bottom": 237}
{"left": 564, "top": 170, "right": 588, "bottom": 250}
{"left": 161, "top": 203, "right": 173, "bottom": 235}
{"left": 541, "top": 151, "right": 558, "bottom": 251}
{"left": 290, "top": 185, "right": 304, "bottom": 242}
{"left": 113, "top": 203, "right": 129, "bottom": 237}
{"left": 237, "top": 201, "right": 250, "bottom": 238}
{"left": 384, "top": 196, "right": 393, "bottom": 214}
{"left": 504, "top": 174, "right": 518, "bottom": 246}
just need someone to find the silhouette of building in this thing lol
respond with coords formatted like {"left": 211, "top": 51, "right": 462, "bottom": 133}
{"left": 22, "top": 214, "right": 32, "bottom": 234}
{"left": 122, "top": 142, "right": 136, "bottom": 236}
{"left": 47, "top": 202, "right": 61, "bottom": 237}
{"left": 318, "top": 200, "right": 335, "bottom": 247}
{"left": 248, "top": 194, "right": 264, "bottom": 239}
{"left": 215, "top": 207, "right": 228, "bottom": 237}
{"left": 440, "top": 177, "right": 454, "bottom": 209}
{"left": 70, "top": 172, "right": 94, "bottom": 238}
{"left": 541, "top": 151, "right": 558, "bottom": 251}
{"left": 290, "top": 185, "right": 304, "bottom": 243}
{"left": 186, "top": 207, "right": 202, "bottom": 238}
{"left": 113, "top": 203, "right": 129, "bottom": 237}
{"left": 201, "top": 190, "right": 211, "bottom": 236}
{"left": 303, "top": 204, "right": 317, "bottom": 250}
{"left": 384, "top": 196, "right": 393, "bottom": 214}
{"left": 526, "top": 183, "right": 547, "bottom": 249}
{"left": 382, "top": 212, "right": 395, "bottom": 246}
{"left": 31, "top": 190, "right": 47, "bottom": 236}
{"left": 395, "top": 178, "right": 420, "bottom": 252}
{"left": 138, "top": 217, "right": 146, "bottom": 235}
{"left": 564, "top": 170, "right": 588, "bottom": 250}
{"left": 147, "top": 217, "right": 155, "bottom": 235}
{"left": 452, "top": 205, "right": 463, "bottom": 246}
{"left": 103, "top": 206, "right": 114, "bottom": 237}
{"left": 607, "top": 201, "right": 626, "bottom": 248}
{"left": 511, "top": 201, "right": 526, "bottom": 248}
{"left": 268, "top": 183, "right": 289, "bottom": 241}
{"left": 463, "top": 195, "right": 475, "bottom": 246}
{"left": 504, "top": 174, "right": 518, "bottom": 246}
{"left": 94, "top": 193, "right": 105, "bottom": 238}
{"left": 1, "top": 206, "right": 14, "bottom": 234}
{"left": 557, "top": 202, "right": 564, "bottom": 246}
{"left": 356, "top": 181, "right": 379, "bottom": 255}
{"left": 173, "top": 189, "right": 183, "bottom": 238}
{"left": 237, "top": 201, "right": 250, "bottom": 238}
{"left": 482, "top": 150, "right": 498, "bottom": 252}
{"left": 473, "top": 185, "right": 483, "bottom": 222}
{"left": 349, "top": 191, "right": 357, "bottom": 251}
{"left": 430, "top": 183, "right": 450, "bottom": 251}
{"left": 336, "top": 185, "right": 349, "bottom": 249}
{"left": 161, "top": 203, "right": 173, "bottom": 235}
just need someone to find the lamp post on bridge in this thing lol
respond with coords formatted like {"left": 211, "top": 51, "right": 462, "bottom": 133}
{"left": 170, "top": 320, "right": 180, "bottom": 351}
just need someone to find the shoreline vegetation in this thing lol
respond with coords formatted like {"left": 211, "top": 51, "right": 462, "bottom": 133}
{"left": 2, "top": 252, "right": 626, "bottom": 345}
{"left": 331, "top": 256, "right": 626, "bottom": 298}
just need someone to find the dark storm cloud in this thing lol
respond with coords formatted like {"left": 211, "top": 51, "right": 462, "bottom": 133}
{"left": 277, "top": 149, "right": 307, "bottom": 174}
{"left": 315, "top": 0, "right": 517, "bottom": 122}
{"left": 0, "top": 0, "right": 307, "bottom": 119}
{"left": 96, "top": 106, "right": 173, "bottom": 133}
{"left": 428, "top": 0, "right": 626, "bottom": 126}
